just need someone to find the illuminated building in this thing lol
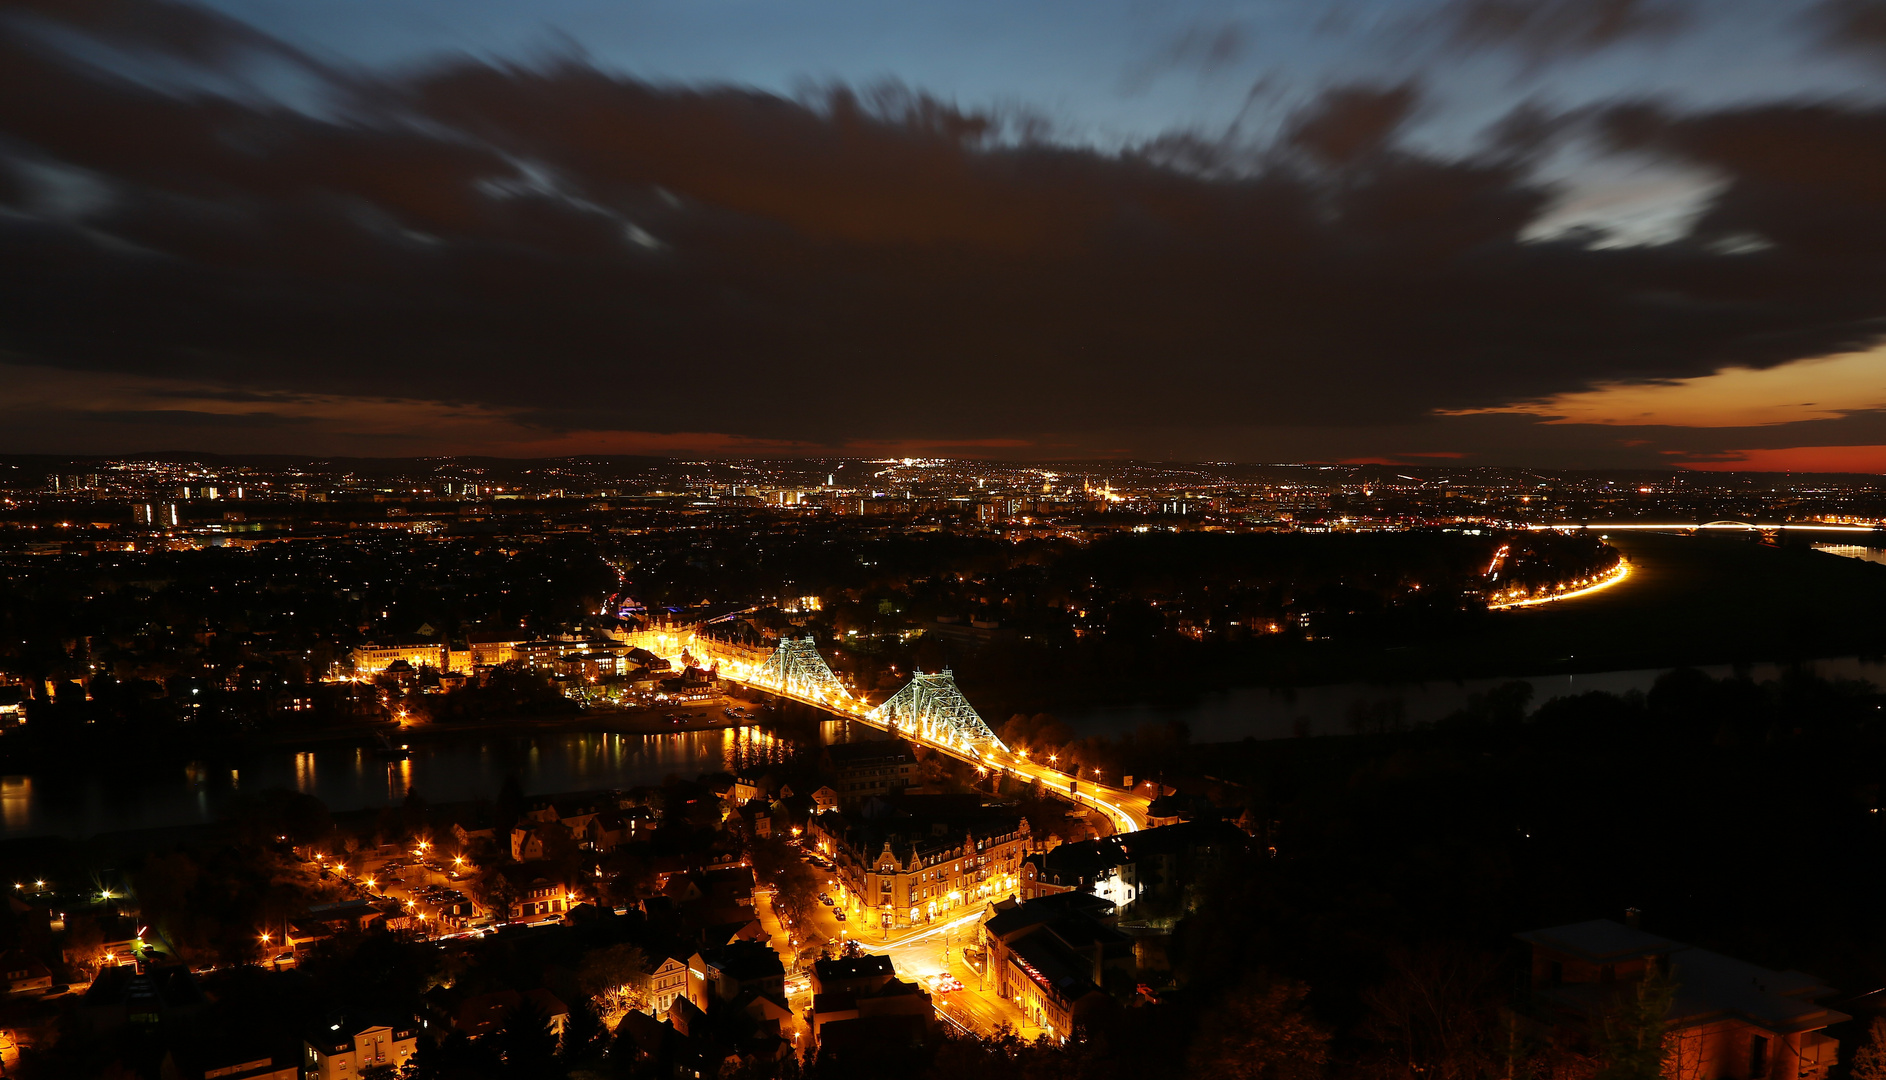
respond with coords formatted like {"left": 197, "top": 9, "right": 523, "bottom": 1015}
{"left": 808, "top": 796, "right": 1035, "bottom": 929}
{"left": 1019, "top": 820, "right": 1247, "bottom": 918}
{"left": 982, "top": 895, "right": 1130, "bottom": 1043}
{"left": 302, "top": 1015, "right": 420, "bottom": 1080}
{"left": 648, "top": 954, "right": 690, "bottom": 1017}
{"left": 350, "top": 641, "right": 470, "bottom": 676}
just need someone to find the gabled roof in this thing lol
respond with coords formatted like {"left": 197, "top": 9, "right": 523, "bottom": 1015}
{"left": 813, "top": 955, "right": 894, "bottom": 984}
{"left": 1515, "top": 920, "right": 1677, "bottom": 964}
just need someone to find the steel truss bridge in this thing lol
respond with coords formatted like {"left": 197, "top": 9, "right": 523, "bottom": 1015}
{"left": 699, "top": 634, "right": 1005, "bottom": 752}
{"left": 681, "top": 632, "right": 1142, "bottom": 831}
{"left": 867, "top": 668, "right": 1007, "bottom": 753}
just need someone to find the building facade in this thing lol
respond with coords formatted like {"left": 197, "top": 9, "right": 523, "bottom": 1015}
{"left": 303, "top": 1018, "right": 420, "bottom": 1080}
{"left": 809, "top": 800, "right": 1035, "bottom": 929}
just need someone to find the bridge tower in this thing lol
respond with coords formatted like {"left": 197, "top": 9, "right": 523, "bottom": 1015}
{"left": 754, "top": 634, "right": 853, "bottom": 704}
{"left": 867, "top": 668, "right": 1007, "bottom": 753}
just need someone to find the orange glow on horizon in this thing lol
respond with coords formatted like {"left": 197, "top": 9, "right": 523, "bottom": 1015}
{"left": 1680, "top": 445, "right": 1886, "bottom": 473}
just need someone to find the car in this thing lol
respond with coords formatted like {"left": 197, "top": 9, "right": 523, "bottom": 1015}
{"left": 936, "top": 974, "right": 964, "bottom": 992}
{"left": 834, "top": 911, "right": 846, "bottom": 921}
{"left": 818, "top": 894, "right": 833, "bottom": 905}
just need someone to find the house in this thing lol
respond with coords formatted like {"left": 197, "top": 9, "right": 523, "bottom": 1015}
{"left": 808, "top": 953, "right": 931, "bottom": 1045}
{"left": 303, "top": 1015, "right": 421, "bottom": 1080}
{"left": 1517, "top": 919, "right": 1845, "bottom": 1080}
{"left": 0, "top": 688, "right": 27, "bottom": 730}
{"left": 686, "top": 940, "right": 785, "bottom": 1012}
{"left": 983, "top": 896, "right": 1132, "bottom": 1043}
{"left": 302, "top": 898, "right": 385, "bottom": 936}
{"left": 487, "top": 861, "right": 574, "bottom": 920}
{"left": 0, "top": 951, "right": 51, "bottom": 994}
{"left": 451, "top": 820, "right": 497, "bottom": 852}
{"left": 648, "top": 954, "right": 690, "bottom": 1017}
{"left": 1019, "top": 820, "right": 1247, "bottom": 918}
{"left": 811, "top": 955, "right": 895, "bottom": 997}
{"left": 510, "top": 820, "right": 572, "bottom": 862}
{"left": 820, "top": 740, "right": 917, "bottom": 806}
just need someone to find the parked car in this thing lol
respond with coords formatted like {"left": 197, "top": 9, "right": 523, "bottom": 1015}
{"left": 818, "top": 894, "right": 833, "bottom": 905}
{"left": 834, "top": 911, "right": 846, "bottom": 921}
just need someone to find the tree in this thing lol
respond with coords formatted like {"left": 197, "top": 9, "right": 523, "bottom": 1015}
{"left": 1186, "top": 974, "right": 1330, "bottom": 1080}
{"left": 1362, "top": 945, "right": 1507, "bottom": 1080}
{"left": 561, "top": 995, "right": 609, "bottom": 1070}
{"left": 475, "top": 872, "right": 520, "bottom": 924}
{"left": 494, "top": 998, "right": 560, "bottom": 1080}
{"left": 1853, "top": 1018, "right": 1886, "bottom": 1080}
{"left": 1593, "top": 966, "right": 1677, "bottom": 1080}
{"left": 63, "top": 916, "right": 106, "bottom": 977}
{"left": 579, "top": 943, "right": 650, "bottom": 1009}
{"left": 751, "top": 837, "right": 823, "bottom": 936}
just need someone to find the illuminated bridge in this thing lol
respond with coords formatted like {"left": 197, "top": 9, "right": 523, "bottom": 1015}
{"left": 681, "top": 632, "right": 1144, "bottom": 831}
{"left": 1528, "top": 521, "right": 1886, "bottom": 533}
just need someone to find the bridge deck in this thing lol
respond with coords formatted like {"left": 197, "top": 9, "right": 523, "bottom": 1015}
{"left": 710, "top": 669, "right": 1148, "bottom": 833}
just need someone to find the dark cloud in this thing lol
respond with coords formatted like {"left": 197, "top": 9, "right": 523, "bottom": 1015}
{"left": 4, "top": 0, "right": 1886, "bottom": 462}
{"left": 1810, "top": 0, "right": 1886, "bottom": 62}
{"left": 1438, "top": 0, "right": 1691, "bottom": 63}
{"left": 1285, "top": 83, "right": 1421, "bottom": 165}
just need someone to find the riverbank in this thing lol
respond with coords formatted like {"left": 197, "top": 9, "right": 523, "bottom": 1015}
{"left": 258, "top": 695, "right": 761, "bottom": 752}
{"left": 959, "top": 532, "right": 1886, "bottom": 724}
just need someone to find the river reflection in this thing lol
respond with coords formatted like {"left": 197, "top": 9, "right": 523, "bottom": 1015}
{"left": 0, "top": 726, "right": 796, "bottom": 840}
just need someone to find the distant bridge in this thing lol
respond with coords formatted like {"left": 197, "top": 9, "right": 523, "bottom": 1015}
{"left": 1528, "top": 522, "right": 1885, "bottom": 533}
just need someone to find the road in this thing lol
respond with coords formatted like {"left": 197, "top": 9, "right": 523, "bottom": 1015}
{"left": 674, "top": 639, "right": 1158, "bottom": 1038}
{"left": 772, "top": 882, "right": 1037, "bottom": 1040}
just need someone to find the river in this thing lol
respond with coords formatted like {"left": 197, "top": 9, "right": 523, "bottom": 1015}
{"left": 1060, "top": 656, "right": 1886, "bottom": 742}
{"left": 12, "top": 654, "right": 1886, "bottom": 840}
{"left": 0, "top": 725, "right": 797, "bottom": 841}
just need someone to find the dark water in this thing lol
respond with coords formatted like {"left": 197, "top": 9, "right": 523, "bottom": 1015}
{"left": 1060, "top": 656, "right": 1886, "bottom": 742}
{"left": 0, "top": 725, "right": 796, "bottom": 840}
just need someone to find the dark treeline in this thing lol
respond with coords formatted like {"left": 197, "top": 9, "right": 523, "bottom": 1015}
{"left": 818, "top": 667, "right": 1886, "bottom": 1080}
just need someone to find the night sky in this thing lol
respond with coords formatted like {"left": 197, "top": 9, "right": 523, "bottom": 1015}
{"left": 7, "top": 0, "right": 1886, "bottom": 468}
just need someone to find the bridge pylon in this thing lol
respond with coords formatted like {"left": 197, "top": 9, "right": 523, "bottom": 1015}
{"left": 867, "top": 668, "right": 1007, "bottom": 753}
{"left": 754, "top": 634, "right": 853, "bottom": 705}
